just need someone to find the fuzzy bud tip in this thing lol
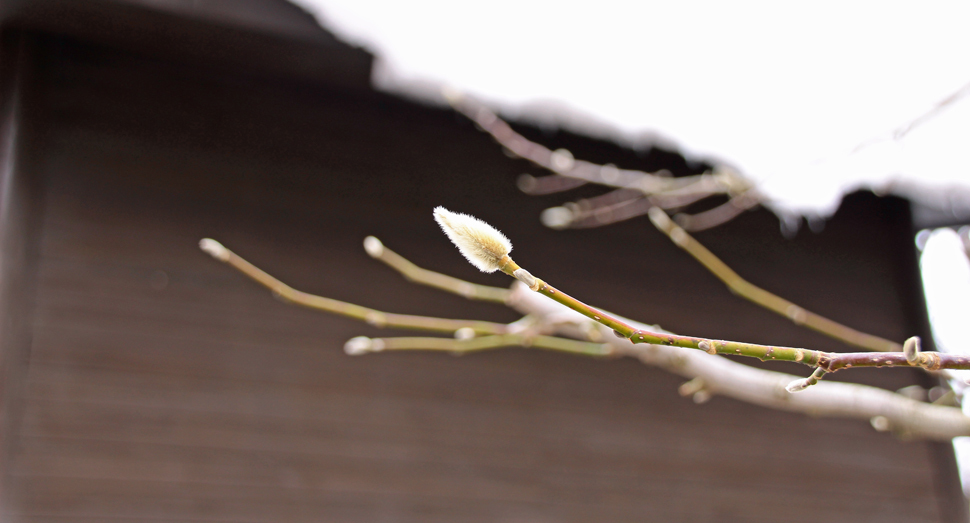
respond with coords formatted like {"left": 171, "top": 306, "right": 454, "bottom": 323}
{"left": 199, "top": 238, "right": 230, "bottom": 261}
{"left": 434, "top": 206, "right": 512, "bottom": 273}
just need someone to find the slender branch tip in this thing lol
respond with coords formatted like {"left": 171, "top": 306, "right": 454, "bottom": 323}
{"left": 363, "top": 236, "right": 384, "bottom": 258}
{"left": 647, "top": 206, "right": 670, "bottom": 228}
{"left": 540, "top": 206, "right": 573, "bottom": 229}
{"left": 344, "top": 336, "right": 385, "bottom": 355}
{"left": 199, "top": 238, "right": 230, "bottom": 262}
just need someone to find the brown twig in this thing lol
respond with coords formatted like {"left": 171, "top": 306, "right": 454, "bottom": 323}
{"left": 446, "top": 92, "right": 727, "bottom": 197}
{"left": 672, "top": 189, "right": 762, "bottom": 232}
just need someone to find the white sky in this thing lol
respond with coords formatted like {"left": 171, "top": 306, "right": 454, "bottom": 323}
{"left": 921, "top": 229, "right": 970, "bottom": 493}
{"left": 292, "top": 0, "right": 970, "bottom": 214}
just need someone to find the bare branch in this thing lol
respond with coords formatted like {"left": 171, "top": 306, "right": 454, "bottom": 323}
{"left": 363, "top": 236, "right": 510, "bottom": 303}
{"left": 201, "top": 236, "right": 970, "bottom": 440}
{"left": 646, "top": 207, "right": 903, "bottom": 353}
{"left": 199, "top": 239, "right": 509, "bottom": 335}
{"left": 517, "top": 173, "right": 588, "bottom": 195}
{"left": 447, "top": 93, "right": 730, "bottom": 197}
{"left": 672, "top": 189, "right": 762, "bottom": 232}
{"left": 434, "top": 210, "right": 970, "bottom": 376}
{"left": 344, "top": 333, "right": 611, "bottom": 357}
{"left": 504, "top": 283, "right": 970, "bottom": 440}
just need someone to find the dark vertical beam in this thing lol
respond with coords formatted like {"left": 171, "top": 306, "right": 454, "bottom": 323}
{"left": 0, "top": 30, "right": 44, "bottom": 522}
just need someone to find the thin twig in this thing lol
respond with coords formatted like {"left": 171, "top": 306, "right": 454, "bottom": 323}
{"left": 345, "top": 333, "right": 611, "bottom": 357}
{"left": 647, "top": 207, "right": 903, "bottom": 353}
{"left": 363, "top": 236, "right": 511, "bottom": 303}
{"left": 200, "top": 235, "right": 970, "bottom": 439}
{"left": 199, "top": 239, "right": 509, "bottom": 335}
{"left": 504, "top": 283, "right": 970, "bottom": 439}
{"left": 517, "top": 173, "right": 588, "bottom": 195}
{"left": 489, "top": 247, "right": 970, "bottom": 374}
{"left": 446, "top": 93, "right": 723, "bottom": 196}
{"left": 673, "top": 190, "right": 762, "bottom": 232}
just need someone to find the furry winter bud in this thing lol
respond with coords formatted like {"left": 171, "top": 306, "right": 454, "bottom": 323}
{"left": 434, "top": 207, "right": 512, "bottom": 273}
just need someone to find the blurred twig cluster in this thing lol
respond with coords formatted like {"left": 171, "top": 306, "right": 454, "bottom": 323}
{"left": 201, "top": 233, "right": 970, "bottom": 441}
{"left": 199, "top": 91, "right": 970, "bottom": 441}
{"left": 445, "top": 91, "right": 760, "bottom": 233}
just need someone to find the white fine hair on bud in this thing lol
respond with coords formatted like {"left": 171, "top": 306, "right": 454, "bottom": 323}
{"left": 363, "top": 236, "right": 384, "bottom": 258}
{"left": 433, "top": 206, "right": 512, "bottom": 273}
{"left": 199, "top": 238, "right": 230, "bottom": 261}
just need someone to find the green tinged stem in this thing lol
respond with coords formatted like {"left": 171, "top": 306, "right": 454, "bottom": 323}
{"left": 369, "top": 334, "right": 611, "bottom": 356}
{"left": 498, "top": 257, "right": 970, "bottom": 372}
{"left": 215, "top": 244, "right": 508, "bottom": 335}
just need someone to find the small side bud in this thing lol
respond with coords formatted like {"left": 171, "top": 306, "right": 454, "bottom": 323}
{"left": 698, "top": 341, "right": 716, "bottom": 355}
{"left": 692, "top": 390, "right": 712, "bottom": 404}
{"left": 199, "top": 238, "right": 230, "bottom": 261}
{"left": 678, "top": 377, "right": 706, "bottom": 397}
{"left": 549, "top": 148, "right": 575, "bottom": 173}
{"left": 647, "top": 206, "right": 670, "bottom": 229}
{"left": 903, "top": 336, "right": 921, "bottom": 365}
{"left": 786, "top": 367, "right": 826, "bottom": 393}
{"left": 363, "top": 236, "right": 384, "bottom": 258}
{"left": 517, "top": 174, "right": 538, "bottom": 193}
{"left": 345, "top": 337, "right": 385, "bottom": 355}
{"left": 344, "top": 336, "right": 373, "bottom": 355}
{"left": 454, "top": 327, "right": 475, "bottom": 340}
{"left": 785, "top": 378, "right": 812, "bottom": 393}
{"left": 870, "top": 416, "right": 891, "bottom": 432}
{"left": 540, "top": 206, "right": 574, "bottom": 229}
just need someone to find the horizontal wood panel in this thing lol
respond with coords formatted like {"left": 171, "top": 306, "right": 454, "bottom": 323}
{"left": 5, "top": 31, "right": 954, "bottom": 522}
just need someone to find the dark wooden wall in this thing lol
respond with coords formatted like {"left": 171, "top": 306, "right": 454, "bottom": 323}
{"left": 0, "top": 30, "right": 964, "bottom": 522}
